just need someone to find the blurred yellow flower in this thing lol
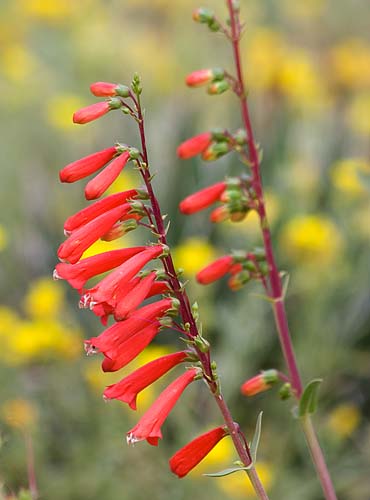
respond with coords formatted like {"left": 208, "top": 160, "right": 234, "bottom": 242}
{"left": 330, "top": 40, "right": 370, "bottom": 90}
{"left": 46, "top": 94, "right": 85, "bottom": 131}
{"left": 0, "top": 307, "right": 19, "bottom": 336}
{"left": 281, "top": 0, "right": 326, "bottom": 20}
{"left": 1, "top": 399, "right": 38, "bottom": 430}
{"left": 331, "top": 158, "right": 370, "bottom": 198}
{"left": 1, "top": 44, "right": 37, "bottom": 83}
{"left": 279, "top": 215, "right": 342, "bottom": 265}
{"left": 17, "top": 0, "right": 74, "bottom": 21}
{"left": 352, "top": 203, "right": 370, "bottom": 240}
{"left": 106, "top": 170, "right": 141, "bottom": 194}
{"left": 7, "top": 320, "right": 81, "bottom": 363}
{"left": 81, "top": 236, "right": 134, "bottom": 259}
{"left": 347, "top": 93, "right": 370, "bottom": 136}
{"left": 173, "top": 238, "right": 217, "bottom": 276}
{"left": 217, "top": 462, "right": 274, "bottom": 498}
{"left": 0, "top": 225, "right": 8, "bottom": 252}
{"left": 327, "top": 403, "right": 361, "bottom": 439}
{"left": 23, "top": 278, "right": 64, "bottom": 319}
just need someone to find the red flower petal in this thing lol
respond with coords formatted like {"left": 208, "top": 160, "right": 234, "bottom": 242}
{"left": 84, "top": 152, "right": 130, "bottom": 200}
{"left": 59, "top": 147, "right": 117, "bottom": 183}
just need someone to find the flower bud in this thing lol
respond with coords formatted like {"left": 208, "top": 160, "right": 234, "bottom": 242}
{"left": 228, "top": 270, "right": 251, "bottom": 291}
{"left": 73, "top": 101, "right": 112, "bottom": 124}
{"left": 196, "top": 255, "right": 234, "bottom": 285}
{"left": 233, "top": 128, "right": 248, "bottom": 145}
{"left": 177, "top": 132, "right": 212, "bottom": 159}
{"left": 202, "top": 142, "right": 229, "bottom": 161}
{"left": 101, "top": 220, "right": 138, "bottom": 241}
{"left": 179, "top": 181, "right": 226, "bottom": 215}
{"left": 209, "top": 205, "right": 230, "bottom": 223}
{"left": 185, "top": 68, "right": 224, "bottom": 87}
{"left": 90, "top": 82, "right": 126, "bottom": 97}
{"left": 241, "top": 369, "right": 279, "bottom": 397}
{"left": 207, "top": 80, "right": 230, "bottom": 95}
{"left": 192, "top": 7, "right": 214, "bottom": 23}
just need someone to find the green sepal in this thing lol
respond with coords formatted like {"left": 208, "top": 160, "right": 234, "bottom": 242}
{"left": 203, "top": 465, "right": 253, "bottom": 477}
{"left": 298, "top": 379, "right": 323, "bottom": 417}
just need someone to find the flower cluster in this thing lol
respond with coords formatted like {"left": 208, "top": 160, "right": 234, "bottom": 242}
{"left": 55, "top": 78, "right": 234, "bottom": 477}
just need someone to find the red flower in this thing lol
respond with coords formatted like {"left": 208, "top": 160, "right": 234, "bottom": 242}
{"left": 102, "top": 322, "right": 163, "bottom": 372}
{"left": 90, "top": 82, "right": 119, "bottom": 97}
{"left": 179, "top": 181, "right": 226, "bottom": 214}
{"left": 127, "top": 369, "right": 198, "bottom": 446}
{"left": 104, "top": 351, "right": 187, "bottom": 409}
{"left": 63, "top": 191, "right": 138, "bottom": 234}
{"left": 73, "top": 101, "right": 112, "bottom": 124}
{"left": 196, "top": 255, "right": 234, "bottom": 284}
{"left": 114, "top": 271, "right": 157, "bottom": 320}
{"left": 59, "top": 147, "right": 117, "bottom": 183}
{"left": 85, "top": 297, "right": 176, "bottom": 356}
{"left": 185, "top": 69, "right": 215, "bottom": 87}
{"left": 53, "top": 246, "right": 146, "bottom": 291}
{"left": 241, "top": 370, "right": 278, "bottom": 397}
{"left": 84, "top": 152, "right": 131, "bottom": 200}
{"left": 169, "top": 426, "right": 228, "bottom": 478}
{"left": 209, "top": 205, "right": 230, "bottom": 223}
{"left": 177, "top": 132, "right": 212, "bottom": 159}
{"left": 80, "top": 245, "right": 164, "bottom": 309}
{"left": 57, "top": 205, "right": 131, "bottom": 264}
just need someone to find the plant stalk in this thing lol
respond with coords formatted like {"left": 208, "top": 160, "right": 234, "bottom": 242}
{"left": 134, "top": 93, "right": 270, "bottom": 500}
{"left": 226, "top": 1, "right": 337, "bottom": 499}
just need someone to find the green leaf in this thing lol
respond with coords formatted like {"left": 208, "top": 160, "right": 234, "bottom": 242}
{"left": 298, "top": 379, "right": 323, "bottom": 417}
{"left": 203, "top": 466, "right": 252, "bottom": 477}
{"left": 250, "top": 411, "right": 263, "bottom": 463}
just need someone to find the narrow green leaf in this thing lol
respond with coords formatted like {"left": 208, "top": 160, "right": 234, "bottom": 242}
{"left": 249, "top": 292, "right": 275, "bottom": 304}
{"left": 203, "top": 466, "right": 252, "bottom": 477}
{"left": 250, "top": 411, "right": 263, "bottom": 463}
{"left": 298, "top": 379, "right": 323, "bottom": 417}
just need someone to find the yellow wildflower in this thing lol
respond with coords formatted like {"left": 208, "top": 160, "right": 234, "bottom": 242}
{"left": 17, "top": 0, "right": 74, "bottom": 21}
{"left": 81, "top": 236, "right": 134, "bottom": 259}
{"left": 0, "top": 225, "right": 8, "bottom": 251}
{"left": 217, "top": 462, "right": 274, "bottom": 498}
{"left": 279, "top": 215, "right": 342, "bottom": 265}
{"left": 23, "top": 278, "right": 64, "bottom": 320}
{"left": 327, "top": 403, "right": 361, "bottom": 439}
{"left": 331, "top": 158, "right": 370, "bottom": 198}
{"left": 1, "top": 44, "right": 37, "bottom": 83}
{"left": 330, "top": 40, "right": 370, "bottom": 90}
{"left": 347, "top": 93, "right": 370, "bottom": 136}
{"left": 106, "top": 170, "right": 141, "bottom": 194}
{"left": 46, "top": 94, "right": 85, "bottom": 132}
{"left": 1, "top": 399, "right": 38, "bottom": 430}
{"left": 173, "top": 238, "right": 217, "bottom": 276}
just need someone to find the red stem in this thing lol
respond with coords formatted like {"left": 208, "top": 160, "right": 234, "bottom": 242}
{"left": 226, "top": 2, "right": 337, "bottom": 499}
{"left": 134, "top": 93, "right": 269, "bottom": 499}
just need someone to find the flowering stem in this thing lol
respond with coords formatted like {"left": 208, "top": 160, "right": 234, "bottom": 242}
{"left": 134, "top": 93, "right": 269, "bottom": 500}
{"left": 226, "top": 2, "right": 337, "bottom": 498}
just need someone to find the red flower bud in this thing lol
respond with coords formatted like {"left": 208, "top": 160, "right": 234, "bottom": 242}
{"left": 169, "top": 426, "right": 228, "bottom": 478}
{"left": 196, "top": 255, "right": 234, "bottom": 285}
{"left": 127, "top": 369, "right": 198, "bottom": 446}
{"left": 177, "top": 132, "right": 212, "bottom": 159}
{"left": 185, "top": 69, "right": 213, "bottom": 87}
{"left": 90, "top": 82, "right": 118, "bottom": 97}
{"left": 73, "top": 101, "right": 112, "bottom": 124}
{"left": 179, "top": 181, "right": 226, "bottom": 215}
{"left": 104, "top": 351, "right": 187, "bottom": 410}
{"left": 84, "top": 151, "right": 130, "bottom": 200}
{"left": 207, "top": 80, "right": 230, "bottom": 95}
{"left": 241, "top": 370, "right": 279, "bottom": 397}
{"left": 209, "top": 205, "right": 230, "bottom": 223}
{"left": 59, "top": 147, "right": 117, "bottom": 183}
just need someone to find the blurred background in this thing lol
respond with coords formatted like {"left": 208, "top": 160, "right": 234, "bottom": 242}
{"left": 0, "top": 0, "right": 369, "bottom": 499}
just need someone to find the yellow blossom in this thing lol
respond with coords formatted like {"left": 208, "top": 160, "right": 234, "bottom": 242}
{"left": 279, "top": 215, "right": 342, "bottom": 265}
{"left": 331, "top": 158, "right": 370, "bottom": 198}
{"left": 81, "top": 236, "right": 134, "bottom": 259}
{"left": 0, "top": 225, "right": 8, "bottom": 251}
{"left": 1, "top": 399, "right": 38, "bottom": 430}
{"left": 173, "top": 238, "right": 217, "bottom": 276}
{"left": 46, "top": 94, "right": 85, "bottom": 131}
{"left": 217, "top": 462, "right": 274, "bottom": 498}
{"left": 330, "top": 40, "right": 370, "bottom": 90}
{"left": 1, "top": 44, "right": 37, "bottom": 83}
{"left": 327, "top": 403, "right": 361, "bottom": 439}
{"left": 23, "top": 278, "right": 64, "bottom": 319}
{"left": 106, "top": 170, "right": 141, "bottom": 194}
{"left": 347, "top": 93, "right": 370, "bottom": 136}
{"left": 17, "top": 0, "right": 75, "bottom": 21}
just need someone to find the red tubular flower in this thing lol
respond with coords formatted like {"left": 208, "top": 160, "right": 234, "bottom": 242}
{"left": 169, "top": 426, "right": 228, "bottom": 478}
{"left": 84, "top": 152, "right": 131, "bottom": 200}
{"left": 196, "top": 255, "right": 234, "bottom": 285}
{"left": 114, "top": 271, "right": 157, "bottom": 320}
{"left": 127, "top": 369, "right": 198, "bottom": 446}
{"left": 80, "top": 245, "right": 164, "bottom": 308}
{"left": 63, "top": 191, "right": 138, "bottom": 233}
{"left": 102, "top": 322, "right": 162, "bottom": 372}
{"left": 53, "top": 246, "right": 146, "bottom": 291}
{"left": 86, "top": 297, "right": 176, "bottom": 356}
{"left": 241, "top": 370, "right": 279, "bottom": 397}
{"left": 59, "top": 147, "right": 117, "bottom": 183}
{"left": 73, "top": 101, "right": 112, "bottom": 124}
{"left": 177, "top": 132, "right": 212, "bottom": 159}
{"left": 57, "top": 205, "right": 131, "bottom": 264}
{"left": 179, "top": 181, "right": 226, "bottom": 215}
{"left": 104, "top": 351, "right": 187, "bottom": 409}
{"left": 209, "top": 205, "right": 230, "bottom": 223}
{"left": 185, "top": 69, "right": 214, "bottom": 87}
{"left": 90, "top": 82, "right": 118, "bottom": 97}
